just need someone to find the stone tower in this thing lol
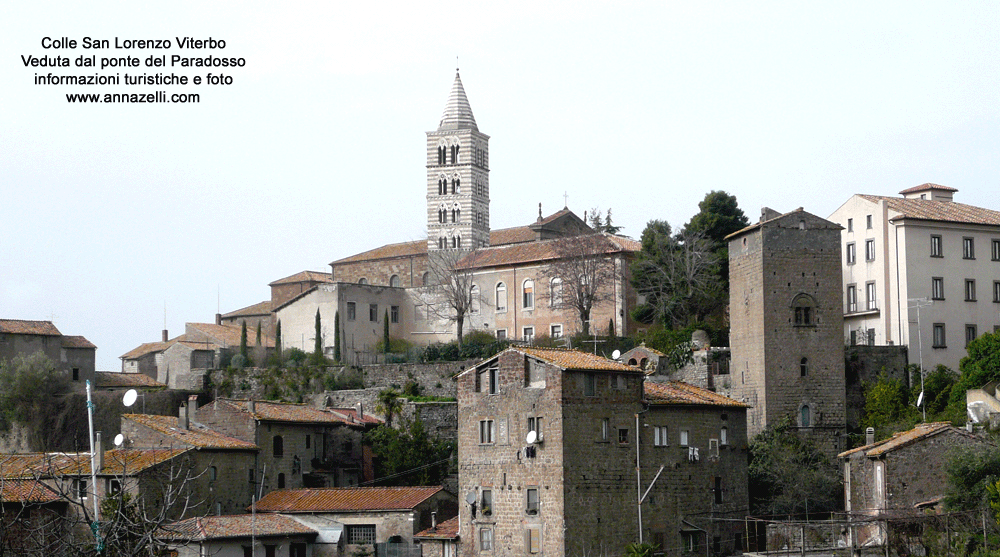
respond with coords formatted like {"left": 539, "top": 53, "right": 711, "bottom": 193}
{"left": 426, "top": 70, "right": 490, "bottom": 252}
{"left": 728, "top": 208, "right": 846, "bottom": 456}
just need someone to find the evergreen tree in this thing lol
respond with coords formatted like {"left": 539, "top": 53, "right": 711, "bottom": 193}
{"left": 383, "top": 309, "right": 390, "bottom": 354}
{"left": 333, "top": 311, "right": 341, "bottom": 363}
{"left": 255, "top": 322, "right": 262, "bottom": 346}
{"left": 275, "top": 320, "right": 283, "bottom": 361}
{"left": 310, "top": 309, "right": 324, "bottom": 365}
{"left": 239, "top": 321, "right": 248, "bottom": 361}
{"left": 608, "top": 317, "right": 615, "bottom": 338}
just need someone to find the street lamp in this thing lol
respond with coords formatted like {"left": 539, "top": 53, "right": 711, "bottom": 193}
{"left": 908, "top": 298, "right": 933, "bottom": 421}
{"left": 85, "top": 383, "right": 139, "bottom": 553}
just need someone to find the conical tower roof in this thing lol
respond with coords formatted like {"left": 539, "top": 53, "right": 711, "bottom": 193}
{"left": 438, "top": 70, "right": 478, "bottom": 131}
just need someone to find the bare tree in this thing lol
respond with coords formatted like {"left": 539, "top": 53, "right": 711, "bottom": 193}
{"left": 424, "top": 249, "right": 483, "bottom": 343}
{"left": 545, "top": 233, "right": 625, "bottom": 336}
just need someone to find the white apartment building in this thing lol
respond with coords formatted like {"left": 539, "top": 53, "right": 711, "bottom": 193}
{"left": 829, "top": 183, "right": 1000, "bottom": 371}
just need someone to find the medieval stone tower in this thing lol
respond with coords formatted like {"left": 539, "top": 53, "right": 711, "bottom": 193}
{"left": 426, "top": 70, "right": 491, "bottom": 253}
{"left": 728, "top": 208, "right": 847, "bottom": 456}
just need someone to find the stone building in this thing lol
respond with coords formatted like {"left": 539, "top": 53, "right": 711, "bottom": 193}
{"left": 727, "top": 208, "right": 847, "bottom": 456}
{"left": 162, "top": 514, "right": 317, "bottom": 557}
{"left": 828, "top": 184, "right": 1000, "bottom": 371}
{"left": 415, "top": 515, "right": 460, "bottom": 557}
{"left": 195, "top": 398, "right": 381, "bottom": 490}
{"left": 0, "top": 319, "right": 96, "bottom": 385}
{"left": 456, "top": 346, "right": 748, "bottom": 557}
{"left": 839, "top": 422, "right": 993, "bottom": 548}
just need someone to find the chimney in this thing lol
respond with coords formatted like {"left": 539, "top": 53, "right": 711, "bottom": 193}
{"left": 94, "top": 431, "right": 104, "bottom": 472}
{"left": 188, "top": 394, "right": 198, "bottom": 422}
{"left": 537, "top": 203, "right": 542, "bottom": 222}
{"left": 162, "top": 329, "right": 168, "bottom": 342}
{"left": 179, "top": 402, "right": 190, "bottom": 430}
{"left": 865, "top": 427, "right": 874, "bottom": 445}
{"left": 215, "top": 313, "right": 222, "bottom": 325}
{"left": 355, "top": 402, "right": 364, "bottom": 420}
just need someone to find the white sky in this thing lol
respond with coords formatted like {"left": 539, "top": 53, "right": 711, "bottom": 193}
{"left": 3, "top": 2, "right": 999, "bottom": 370}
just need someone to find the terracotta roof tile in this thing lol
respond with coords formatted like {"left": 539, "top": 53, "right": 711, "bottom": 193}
{"left": 415, "top": 515, "right": 460, "bottom": 539}
{"left": 330, "top": 240, "right": 427, "bottom": 266}
{"left": 0, "top": 479, "right": 61, "bottom": 503}
{"left": 161, "top": 513, "right": 316, "bottom": 541}
{"left": 512, "top": 347, "right": 642, "bottom": 373}
{"left": 222, "top": 300, "right": 274, "bottom": 318}
{"left": 186, "top": 323, "right": 274, "bottom": 349}
{"left": 644, "top": 381, "right": 748, "bottom": 407}
{"left": 269, "top": 270, "right": 333, "bottom": 286}
{"left": 61, "top": 335, "right": 96, "bottom": 349}
{"left": 837, "top": 422, "right": 968, "bottom": 458}
{"left": 0, "top": 448, "right": 189, "bottom": 478}
{"left": 489, "top": 226, "right": 536, "bottom": 245}
{"left": 0, "top": 319, "right": 61, "bottom": 336}
{"left": 124, "top": 414, "right": 258, "bottom": 450}
{"left": 95, "top": 371, "right": 167, "bottom": 389}
{"left": 858, "top": 195, "right": 1000, "bottom": 226}
{"left": 253, "top": 486, "right": 444, "bottom": 513}
{"left": 899, "top": 183, "right": 958, "bottom": 195}
{"left": 456, "top": 233, "right": 638, "bottom": 270}
{"left": 214, "top": 399, "right": 380, "bottom": 426}
{"left": 120, "top": 340, "right": 175, "bottom": 360}
{"left": 327, "top": 407, "right": 384, "bottom": 425}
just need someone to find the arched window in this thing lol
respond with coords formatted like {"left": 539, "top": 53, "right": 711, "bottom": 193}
{"left": 720, "top": 426, "right": 729, "bottom": 446}
{"left": 438, "top": 209, "right": 445, "bottom": 223}
{"left": 455, "top": 208, "right": 460, "bottom": 221}
{"left": 470, "top": 285, "right": 481, "bottom": 314}
{"left": 422, "top": 272, "right": 431, "bottom": 286}
{"left": 800, "top": 405, "right": 811, "bottom": 428}
{"left": 456, "top": 236, "right": 462, "bottom": 248}
{"left": 438, "top": 178, "right": 446, "bottom": 196}
{"left": 523, "top": 279, "right": 535, "bottom": 310}
{"left": 454, "top": 178, "right": 460, "bottom": 193}
{"left": 358, "top": 278, "right": 368, "bottom": 285}
{"left": 390, "top": 275, "right": 400, "bottom": 288}
{"left": 451, "top": 145, "right": 459, "bottom": 164}
{"left": 451, "top": 209, "right": 457, "bottom": 223}
{"left": 277, "top": 473, "right": 286, "bottom": 489}
{"left": 799, "top": 357, "right": 808, "bottom": 377}
{"left": 273, "top": 435, "right": 284, "bottom": 457}
{"left": 792, "top": 294, "right": 816, "bottom": 326}
{"left": 496, "top": 282, "right": 507, "bottom": 312}
{"left": 550, "top": 277, "right": 563, "bottom": 307}
{"left": 438, "top": 146, "right": 446, "bottom": 165}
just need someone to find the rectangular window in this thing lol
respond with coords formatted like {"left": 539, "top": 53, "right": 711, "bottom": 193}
{"left": 305, "top": 434, "right": 311, "bottom": 449}
{"left": 528, "top": 416, "right": 543, "bottom": 439}
{"left": 369, "top": 304, "right": 378, "bottom": 322}
{"left": 933, "top": 323, "right": 946, "bottom": 348}
{"left": 653, "top": 426, "right": 668, "bottom": 447}
{"left": 584, "top": 373, "right": 596, "bottom": 396}
{"left": 522, "top": 326, "right": 534, "bottom": 343}
{"left": 965, "top": 237, "right": 976, "bottom": 259}
{"left": 720, "top": 426, "right": 728, "bottom": 446}
{"left": 850, "top": 329, "right": 857, "bottom": 346}
{"left": 866, "top": 282, "right": 877, "bottom": 310}
{"left": 346, "top": 525, "right": 377, "bottom": 545}
{"left": 550, "top": 324, "right": 562, "bottom": 338}
{"left": 847, "top": 218, "right": 853, "bottom": 232}
{"left": 865, "top": 239, "right": 876, "bottom": 261}
{"left": 680, "top": 429, "right": 689, "bottom": 447}
{"left": 932, "top": 277, "right": 944, "bottom": 300}
{"left": 601, "top": 418, "right": 609, "bottom": 441}
{"left": 526, "top": 487, "right": 539, "bottom": 515}
{"left": 479, "top": 528, "right": 493, "bottom": 551}
{"left": 347, "top": 302, "right": 356, "bottom": 321}
{"left": 75, "top": 479, "right": 88, "bottom": 499}
{"left": 866, "top": 214, "right": 873, "bottom": 229}
{"left": 868, "top": 328, "right": 876, "bottom": 346}
{"left": 618, "top": 428, "right": 629, "bottom": 444}
{"left": 390, "top": 305, "right": 399, "bottom": 323}
{"left": 966, "top": 279, "right": 977, "bottom": 301}
{"left": 847, "top": 285, "right": 857, "bottom": 313}
{"left": 523, "top": 282, "right": 534, "bottom": 309}
{"left": 931, "top": 235, "right": 943, "bottom": 257}
{"left": 481, "top": 489, "right": 493, "bottom": 516}
{"left": 495, "top": 329, "right": 507, "bottom": 340}
{"left": 479, "top": 420, "right": 495, "bottom": 444}
{"left": 994, "top": 281, "right": 1000, "bottom": 303}
{"left": 527, "top": 527, "right": 541, "bottom": 554}
{"left": 993, "top": 239, "right": 1000, "bottom": 261}
{"left": 714, "top": 477, "right": 723, "bottom": 504}
{"left": 846, "top": 242, "right": 856, "bottom": 265}
{"left": 966, "top": 325, "right": 978, "bottom": 347}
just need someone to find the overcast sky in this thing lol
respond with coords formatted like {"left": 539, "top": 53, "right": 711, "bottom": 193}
{"left": 3, "top": 2, "right": 998, "bottom": 370}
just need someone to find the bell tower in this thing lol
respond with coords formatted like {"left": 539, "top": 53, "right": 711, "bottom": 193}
{"left": 427, "top": 70, "right": 490, "bottom": 252}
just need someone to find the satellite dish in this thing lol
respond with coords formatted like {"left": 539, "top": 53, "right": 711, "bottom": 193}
{"left": 612, "top": 350, "right": 621, "bottom": 360}
{"left": 465, "top": 491, "right": 477, "bottom": 505}
{"left": 526, "top": 430, "right": 537, "bottom": 444}
{"left": 123, "top": 389, "right": 138, "bottom": 407}
{"left": 113, "top": 434, "right": 125, "bottom": 447}
{"left": 916, "top": 391, "right": 924, "bottom": 407}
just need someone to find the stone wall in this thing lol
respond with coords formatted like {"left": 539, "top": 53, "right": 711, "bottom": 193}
{"left": 362, "top": 361, "right": 468, "bottom": 397}
{"left": 845, "top": 345, "right": 909, "bottom": 430}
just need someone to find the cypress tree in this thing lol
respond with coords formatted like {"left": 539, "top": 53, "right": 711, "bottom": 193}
{"left": 334, "top": 311, "right": 341, "bottom": 363}
{"left": 240, "top": 321, "right": 248, "bottom": 361}
{"left": 275, "top": 320, "right": 283, "bottom": 361}
{"left": 383, "top": 309, "right": 390, "bottom": 354}
{"left": 313, "top": 309, "right": 323, "bottom": 364}
{"left": 608, "top": 318, "right": 616, "bottom": 338}
{"left": 256, "top": 322, "right": 262, "bottom": 346}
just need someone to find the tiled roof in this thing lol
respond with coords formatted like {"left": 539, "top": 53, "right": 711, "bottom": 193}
{"left": 0, "top": 479, "right": 60, "bottom": 504}
{"left": 269, "top": 270, "right": 333, "bottom": 286}
{"left": 644, "top": 381, "right": 749, "bottom": 407}
{"left": 213, "top": 399, "right": 379, "bottom": 426}
{"left": 837, "top": 422, "right": 971, "bottom": 458}
{"left": 330, "top": 240, "right": 427, "bottom": 266}
{"left": 415, "top": 515, "right": 460, "bottom": 539}
{"left": 489, "top": 226, "right": 536, "bottom": 245}
{"left": 0, "top": 319, "right": 61, "bottom": 336}
{"left": 222, "top": 300, "right": 274, "bottom": 318}
{"left": 253, "top": 486, "right": 444, "bottom": 513}
{"left": 327, "top": 407, "right": 384, "bottom": 426}
{"left": 95, "top": 371, "right": 167, "bottom": 389}
{"left": 121, "top": 340, "right": 174, "bottom": 360}
{"left": 899, "top": 183, "right": 958, "bottom": 195}
{"left": 0, "top": 448, "right": 188, "bottom": 478}
{"left": 61, "top": 335, "right": 96, "bottom": 349}
{"left": 186, "top": 322, "right": 275, "bottom": 349}
{"left": 161, "top": 513, "right": 316, "bottom": 541}
{"left": 858, "top": 195, "right": 1000, "bottom": 226}
{"left": 724, "top": 207, "right": 846, "bottom": 239}
{"left": 624, "top": 343, "right": 667, "bottom": 357}
{"left": 513, "top": 347, "right": 642, "bottom": 373}
{"left": 455, "top": 233, "right": 638, "bottom": 270}
{"left": 533, "top": 208, "right": 575, "bottom": 226}
{"left": 124, "top": 414, "right": 258, "bottom": 450}
{"left": 0, "top": 453, "right": 78, "bottom": 478}
{"left": 438, "top": 71, "right": 478, "bottom": 131}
